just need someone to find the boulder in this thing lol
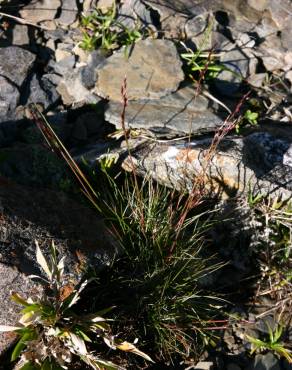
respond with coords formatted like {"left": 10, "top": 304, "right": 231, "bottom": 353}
{"left": 0, "top": 47, "right": 35, "bottom": 87}
{"left": 105, "top": 85, "right": 222, "bottom": 135}
{"left": 119, "top": 130, "right": 292, "bottom": 200}
{"left": 19, "top": 0, "right": 61, "bottom": 23}
{"left": 95, "top": 39, "right": 184, "bottom": 101}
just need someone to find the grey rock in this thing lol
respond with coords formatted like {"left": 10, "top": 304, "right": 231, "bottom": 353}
{"left": 95, "top": 39, "right": 184, "bottom": 101}
{"left": 55, "top": 48, "right": 73, "bottom": 63}
{"left": 88, "top": 49, "right": 107, "bottom": 68}
{"left": 0, "top": 76, "right": 19, "bottom": 120}
{"left": 247, "top": 0, "right": 267, "bottom": 11}
{"left": 194, "top": 361, "right": 214, "bottom": 370}
{"left": 12, "top": 24, "right": 30, "bottom": 45}
{"left": 80, "top": 50, "right": 107, "bottom": 88}
{"left": 249, "top": 353, "right": 281, "bottom": 370}
{"left": 215, "top": 43, "right": 249, "bottom": 96}
{"left": 42, "top": 73, "right": 62, "bottom": 87}
{"left": 117, "top": 0, "right": 153, "bottom": 29}
{"left": 27, "top": 74, "right": 60, "bottom": 109}
{"left": 0, "top": 47, "right": 35, "bottom": 87}
{"left": 144, "top": 0, "right": 208, "bottom": 17}
{"left": 53, "top": 54, "right": 76, "bottom": 75}
{"left": 247, "top": 73, "right": 267, "bottom": 88}
{"left": 57, "top": 69, "right": 100, "bottom": 105}
{"left": 185, "top": 14, "right": 209, "bottom": 39}
{"left": 57, "top": 0, "right": 78, "bottom": 26}
{"left": 283, "top": 144, "right": 292, "bottom": 167}
{"left": 244, "top": 132, "right": 290, "bottom": 175}
{"left": 0, "top": 262, "right": 42, "bottom": 355}
{"left": 20, "top": 0, "right": 61, "bottom": 23}
{"left": 105, "top": 85, "right": 221, "bottom": 135}
{"left": 80, "top": 65, "right": 97, "bottom": 89}
{"left": 118, "top": 131, "right": 292, "bottom": 200}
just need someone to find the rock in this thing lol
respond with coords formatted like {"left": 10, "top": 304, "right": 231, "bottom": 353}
{"left": 57, "top": 69, "right": 100, "bottom": 105}
{"left": 26, "top": 74, "right": 60, "bottom": 109}
{"left": 249, "top": 353, "right": 281, "bottom": 370}
{"left": 53, "top": 54, "right": 76, "bottom": 75}
{"left": 79, "top": 49, "right": 107, "bottom": 89}
{"left": 0, "top": 263, "right": 42, "bottom": 355}
{"left": 247, "top": 73, "right": 267, "bottom": 88}
{"left": 247, "top": 0, "right": 267, "bottom": 11}
{"left": 97, "top": 0, "right": 115, "bottom": 12}
{"left": 144, "top": 0, "right": 207, "bottom": 17}
{"left": 20, "top": 0, "right": 61, "bottom": 23}
{"left": 55, "top": 48, "right": 73, "bottom": 62}
{"left": 117, "top": 0, "right": 153, "bottom": 29}
{"left": 244, "top": 132, "right": 291, "bottom": 174}
{"left": 118, "top": 131, "right": 292, "bottom": 200}
{"left": 95, "top": 39, "right": 184, "bottom": 101}
{"left": 42, "top": 73, "right": 62, "bottom": 87}
{"left": 72, "top": 44, "right": 88, "bottom": 63}
{"left": 0, "top": 47, "right": 35, "bottom": 87}
{"left": 194, "top": 361, "right": 214, "bottom": 370}
{"left": 215, "top": 42, "right": 250, "bottom": 96}
{"left": 265, "top": 0, "right": 292, "bottom": 30}
{"left": 12, "top": 24, "right": 29, "bottom": 46}
{"left": 185, "top": 13, "right": 209, "bottom": 40}
{"left": 57, "top": 0, "right": 78, "bottom": 26}
{"left": 283, "top": 144, "right": 292, "bottom": 167}
{"left": 83, "top": 0, "right": 98, "bottom": 13}
{"left": 0, "top": 76, "right": 19, "bottom": 120}
{"left": 105, "top": 85, "right": 222, "bottom": 135}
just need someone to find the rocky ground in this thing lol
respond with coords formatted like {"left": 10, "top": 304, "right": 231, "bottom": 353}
{"left": 0, "top": 0, "right": 291, "bottom": 369}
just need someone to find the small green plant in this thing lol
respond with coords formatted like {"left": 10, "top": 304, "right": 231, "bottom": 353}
{"left": 246, "top": 323, "right": 292, "bottom": 363}
{"left": 235, "top": 109, "right": 259, "bottom": 133}
{"left": 80, "top": 3, "right": 146, "bottom": 53}
{"left": 0, "top": 241, "right": 152, "bottom": 369}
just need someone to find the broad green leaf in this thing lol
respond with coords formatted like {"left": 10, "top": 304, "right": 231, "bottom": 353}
{"left": 11, "top": 337, "right": 26, "bottom": 361}
{"left": 35, "top": 240, "right": 52, "bottom": 281}
{"left": 11, "top": 330, "right": 37, "bottom": 361}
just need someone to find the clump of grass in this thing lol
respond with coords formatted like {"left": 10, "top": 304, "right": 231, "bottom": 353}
{"left": 91, "top": 172, "right": 225, "bottom": 361}
{"left": 29, "top": 104, "right": 226, "bottom": 363}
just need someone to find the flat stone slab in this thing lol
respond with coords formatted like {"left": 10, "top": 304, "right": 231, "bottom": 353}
{"left": 105, "top": 85, "right": 221, "bottom": 135}
{"left": 0, "top": 47, "right": 35, "bottom": 87}
{"left": 120, "top": 131, "right": 292, "bottom": 199}
{"left": 20, "top": 0, "right": 61, "bottom": 23}
{"left": 95, "top": 39, "right": 184, "bottom": 101}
